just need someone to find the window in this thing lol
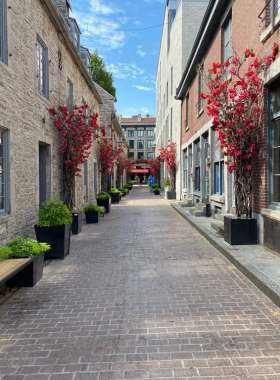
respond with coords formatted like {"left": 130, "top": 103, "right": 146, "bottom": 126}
{"left": 37, "top": 38, "right": 49, "bottom": 98}
{"left": 147, "top": 152, "right": 153, "bottom": 159}
{"left": 269, "top": 0, "right": 280, "bottom": 24}
{"left": 170, "top": 108, "right": 173, "bottom": 141}
{"left": 84, "top": 160, "right": 88, "bottom": 202}
{"left": 194, "top": 140, "right": 200, "bottom": 192}
{"left": 138, "top": 152, "right": 144, "bottom": 159}
{"left": 82, "top": 98, "right": 87, "bottom": 115}
{"left": 183, "top": 149, "right": 188, "bottom": 189}
{"left": 0, "top": 128, "right": 8, "bottom": 213}
{"left": 67, "top": 78, "right": 73, "bottom": 109}
{"left": 222, "top": 14, "right": 232, "bottom": 74}
{"left": 198, "top": 67, "right": 204, "bottom": 113}
{"left": 171, "top": 67, "right": 173, "bottom": 96}
{"left": 129, "top": 152, "right": 134, "bottom": 159}
{"left": 129, "top": 140, "right": 134, "bottom": 149}
{"left": 147, "top": 140, "right": 153, "bottom": 149}
{"left": 138, "top": 130, "right": 144, "bottom": 137}
{"left": 0, "top": 0, "right": 7, "bottom": 64}
{"left": 147, "top": 130, "right": 154, "bottom": 137}
{"left": 168, "top": 9, "right": 176, "bottom": 52}
{"left": 213, "top": 130, "right": 224, "bottom": 195}
{"left": 128, "top": 130, "right": 134, "bottom": 137}
{"left": 74, "top": 25, "right": 80, "bottom": 51}
{"left": 138, "top": 140, "right": 144, "bottom": 149}
{"left": 185, "top": 94, "right": 189, "bottom": 131}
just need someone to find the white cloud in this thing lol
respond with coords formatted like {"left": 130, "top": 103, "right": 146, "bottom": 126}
{"left": 133, "top": 85, "right": 153, "bottom": 91}
{"left": 107, "top": 62, "right": 145, "bottom": 79}
{"left": 118, "top": 17, "right": 129, "bottom": 24}
{"left": 121, "top": 107, "right": 150, "bottom": 118}
{"left": 134, "top": 20, "right": 141, "bottom": 25}
{"left": 144, "top": 0, "right": 165, "bottom": 3}
{"left": 137, "top": 45, "right": 146, "bottom": 57}
{"left": 88, "top": 0, "right": 124, "bottom": 14}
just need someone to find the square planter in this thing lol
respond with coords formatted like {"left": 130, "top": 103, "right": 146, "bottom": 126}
{"left": 85, "top": 211, "right": 100, "bottom": 224}
{"left": 72, "top": 211, "right": 82, "bottom": 235}
{"left": 110, "top": 193, "right": 120, "bottom": 203}
{"left": 224, "top": 216, "right": 258, "bottom": 245}
{"left": 97, "top": 198, "right": 110, "bottom": 213}
{"left": 154, "top": 191, "right": 160, "bottom": 195}
{"left": 6, "top": 252, "right": 44, "bottom": 287}
{"left": 34, "top": 223, "right": 71, "bottom": 259}
{"left": 166, "top": 191, "right": 176, "bottom": 200}
{"left": 128, "top": 185, "right": 132, "bottom": 190}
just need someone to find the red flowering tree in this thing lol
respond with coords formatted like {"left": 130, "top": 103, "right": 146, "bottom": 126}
{"left": 159, "top": 141, "right": 176, "bottom": 192}
{"left": 117, "top": 156, "right": 128, "bottom": 187}
{"left": 149, "top": 157, "right": 161, "bottom": 184}
{"left": 49, "top": 105, "right": 99, "bottom": 210}
{"left": 201, "top": 44, "right": 278, "bottom": 217}
{"left": 98, "top": 129, "right": 124, "bottom": 191}
{"left": 125, "top": 160, "right": 133, "bottom": 181}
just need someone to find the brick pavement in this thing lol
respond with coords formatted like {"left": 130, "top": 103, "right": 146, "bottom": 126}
{"left": 1, "top": 185, "right": 280, "bottom": 379}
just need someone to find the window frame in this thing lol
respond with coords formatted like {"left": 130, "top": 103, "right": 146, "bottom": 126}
{"left": 194, "top": 140, "right": 201, "bottom": 192}
{"left": 67, "top": 78, "right": 74, "bottom": 109}
{"left": 147, "top": 152, "right": 153, "bottom": 159}
{"left": 138, "top": 140, "right": 144, "bottom": 150}
{"left": 147, "top": 140, "right": 153, "bottom": 149}
{"left": 185, "top": 94, "right": 190, "bottom": 131}
{"left": 129, "top": 140, "right": 134, "bottom": 149}
{"left": 147, "top": 130, "right": 153, "bottom": 137}
{"left": 0, "top": 0, "right": 7, "bottom": 64}
{"left": 0, "top": 127, "right": 9, "bottom": 214}
{"left": 138, "top": 152, "right": 144, "bottom": 159}
{"left": 222, "top": 13, "right": 232, "bottom": 74}
{"left": 198, "top": 66, "right": 204, "bottom": 113}
{"left": 129, "top": 152, "right": 134, "bottom": 159}
{"left": 167, "top": 9, "right": 176, "bottom": 53}
{"left": 213, "top": 130, "right": 225, "bottom": 196}
{"left": 137, "top": 130, "right": 144, "bottom": 137}
{"left": 128, "top": 130, "right": 134, "bottom": 137}
{"left": 183, "top": 149, "right": 188, "bottom": 189}
{"left": 37, "top": 36, "right": 49, "bottom": 99}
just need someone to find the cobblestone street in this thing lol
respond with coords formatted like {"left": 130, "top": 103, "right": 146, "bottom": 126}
{"left": 2, "top": 186, "right": 280, "bottom": 379}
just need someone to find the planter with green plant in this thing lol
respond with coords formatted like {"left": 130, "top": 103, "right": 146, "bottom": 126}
{"left": 109, "top": 188, "right": 121, "bottom": 203}
{"left": 162, "top": 178, "right": 176, "bottom": 200}
{"left": 34, "top": 200, "right": 73, "bottom": 259}
{"left": 123, "top": 185, "right": 130, "bottom": 193}
{"left": 120, "top": 188, "right": 128, "bottom": 196}
{"left": 83, "top": 205, "right": 105, "bottom": 224}
{"left": 153, "top": 187, "right": 161, "bottom": 195}
{"left": 0, "top": 238, "right": 50, "bottom": 287}
{"left": 152, "top": 183, "right": 160, "bottom": 189}
{"left": 97, "top": 192, "right": 111, "bottom": 213}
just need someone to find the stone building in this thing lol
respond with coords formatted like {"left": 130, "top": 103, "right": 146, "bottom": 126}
{"left": 121, "top": 114, "right": 156, "bottom": 160}
{"left": 0, "top": 0, "right": 103, "bottom": 244}
{"left": 155, "top": 0, "right": 209, "bottom": 198}
{"left": 177, "top": 0, "right": 280, "bottom": 253}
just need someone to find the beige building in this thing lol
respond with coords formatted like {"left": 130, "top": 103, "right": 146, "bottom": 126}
{"left": 0, "top": 0, "right": 103, "bottom": 244}
{"left": 156, "top": 0, "right": 208, "bottom": 198}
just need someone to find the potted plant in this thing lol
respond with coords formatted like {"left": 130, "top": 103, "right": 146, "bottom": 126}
{"left": 123, "top": 185, "right": 130, "bottom": 193}
{"left": 34, "top": 200, "right": 73, "bottom": 259}
{"left": 109, "top": 188, "right": 121, "bottom": 203}
{"left": 159, "top": 142, "right": 176, "bottom": 199}
{"left": 0, "top": 238, "right": 50, "bottom": 287}
{"left": 97, "top": 192, "right": 111, "bottom": 213}
{"left": 83, "top": 205, "right": 105, "bottom": 223}
{"left": 201, "top": 44, "right": 279, "bottom": 244}
{"left": 153, "top": 187, "right": 161, "bottom": 195}
{"left": 152, "top": 183, "right": 160, "bottom": 189}
{"left": 121, "top": 188, "right": 128, "bottom": 196}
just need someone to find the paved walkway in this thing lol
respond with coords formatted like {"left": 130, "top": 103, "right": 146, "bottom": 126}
{"left": 1, "top": 186, "right": 280, "bottom": 380}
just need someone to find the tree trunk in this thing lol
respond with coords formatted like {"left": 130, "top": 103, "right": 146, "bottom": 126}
{"left": 63, "top": 163, "right": 76, "bottom": 211}
{"left": 234, "top": 157, "right": 252, "bottom": 218}
{"left": 170, "top": 167, "right": 175, "bottom": 192}
{"left": 101, "top": 172, "right": 108, "bottom": 192}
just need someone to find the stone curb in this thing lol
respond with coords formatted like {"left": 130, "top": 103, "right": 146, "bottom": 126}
{"left": 171, "top": 202, "right": 280, "bottom": 308}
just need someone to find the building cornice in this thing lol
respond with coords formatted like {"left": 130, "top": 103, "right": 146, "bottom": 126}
{"left": 41, "top": 0, "right": 103, "bottom": 105}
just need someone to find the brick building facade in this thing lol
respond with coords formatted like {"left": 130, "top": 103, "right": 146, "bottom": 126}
{"left": 176, "top": 0, "right": 280, "bottom": 252}
{"left": 0, "top": 0, "right": 103, "bottom": 244}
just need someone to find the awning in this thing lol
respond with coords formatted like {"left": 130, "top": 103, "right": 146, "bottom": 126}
{"left": 131, "top": 169, "right": 149, "bottom": 173}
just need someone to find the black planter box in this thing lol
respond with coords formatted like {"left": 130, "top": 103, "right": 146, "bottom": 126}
{"left": 97, "top": 198, "right": 110, "bottom": 213}
{"left": 128, "top": 185, "right": 132, "bottom": 190}
{"left": 110, "top": 193, "right": 120, "bottom": 203}
{"left": 154, "top": 191, "right": 160, "bottom": 195}
{"left": 166, "top": 191, "right": 176, "bottom": 200}
{"left": 224, "top": 216, "right": 258, "bottom": 245}
{"left": 121, "top": 193, "right": 126, "bottom": 197}
{"left": 34, "top": 223, "right": 71, "bottom": 259}
{"left": 85, "top": 211, "right": 100, "bottom": 224}
{"left": 72, "top": 211, "right": 82, "bottom": 235}
{"left": 264, "top": 215, "right": 280, "bottom": 254}
{"left": 6, "top": 252, "right": 44, "bottom": 287}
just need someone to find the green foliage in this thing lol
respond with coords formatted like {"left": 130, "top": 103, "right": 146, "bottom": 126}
{"left": 91, "top": 49, "right": 116, "bottom": 98}
{"left": 38, "top": 200, "right": 73, "bottom": 227}
{"left": 120, "top": 188, "right": 128, "bottom": 193}
{"left": 129, "top": 181, "right": 134, "bottom": 185}
{"left": 162, "top": 178, "right": 170, "bottom": 188}
{"left": 153, "top": 187, "right": 161, "bottom": 192}
{"left": 109, "top": 188, "right": 121, "bottom": 193}
{"left": 97, "top": 192, "right": 111, "bottom": 200}
{"left": 83, "top": 205, "right": 105, "bottom": 213}
{"left": 123, "top": 185, "right": 130, "bottom": 189}
{"left": 0, "top": 246, "right": 12, "bottom": 261}
{"left": 152, "top": 183, "right": 160, "bottom": 188}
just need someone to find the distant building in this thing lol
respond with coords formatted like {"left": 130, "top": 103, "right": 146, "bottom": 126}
{"left": 120, "top": 114, "right": 156, "bottom": 160}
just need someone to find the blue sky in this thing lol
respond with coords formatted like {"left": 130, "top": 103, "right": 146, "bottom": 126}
{"left": 70, "top": 0, "right": 165, "bottom": 118}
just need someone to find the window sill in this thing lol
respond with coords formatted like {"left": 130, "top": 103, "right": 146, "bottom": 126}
{"left": 261, "top": 207, "right": 280, "bottom": 221}
{"left": 260, "top": 13, "right": 280, "bottom": 43}
{"left": 0, "top": 212, "right": 11, "bottom": 223}
{"left": 37, "top": 90, "right": 50, "bottom": 103}
{"left": 197, "top": 109, "right": 204, "bottom": 118}
{"left": 211, "top": 195, "right": 225, "bottom": 204}
{"left": 194, "top": 191, "right": 201, "bottom": 196}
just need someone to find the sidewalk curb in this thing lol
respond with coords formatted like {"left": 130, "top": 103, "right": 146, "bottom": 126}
{"left": 171, "top": 202, "right": 280, "bottom": 308}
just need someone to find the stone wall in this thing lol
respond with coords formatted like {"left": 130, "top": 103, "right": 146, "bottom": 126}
{"left": 0, "top": 0, "right": 101, "bottom": 244}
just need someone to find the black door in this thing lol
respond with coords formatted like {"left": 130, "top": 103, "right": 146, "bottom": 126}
{"left": 39, "top": 144, "right": 47, "bottom": 208}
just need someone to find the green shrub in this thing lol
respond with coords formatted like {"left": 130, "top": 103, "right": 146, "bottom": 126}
{"left": 109, "top": 188, "right": 121, "bottom": 193}
{"left": 97, "top": 192, "right": 111, "bottom": 200}
{"left": 7, "top": 238, "right": 50, "bottom": 258}
{"left": 120, "top": 188, "right": 128, "bottom": 193}
{"left": 152, "top": 183, "right": 160, "bottom": 189}
{"left": 83, "top": 205, "right": 105, "bottom": 213}
{"left": 38, "top": 200, "right": 72, "bottom": 227}
{"left": 153, "top": 187, "right": 161, "bottom": 192}
{"left": 162, "top": 178, "right": 170, "bottom": 188}
{"left": 0, "top": 246, "right": 12, "bottom": 261}
{"left": 123, "top": 184, "right": 130, "bottom": 189}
